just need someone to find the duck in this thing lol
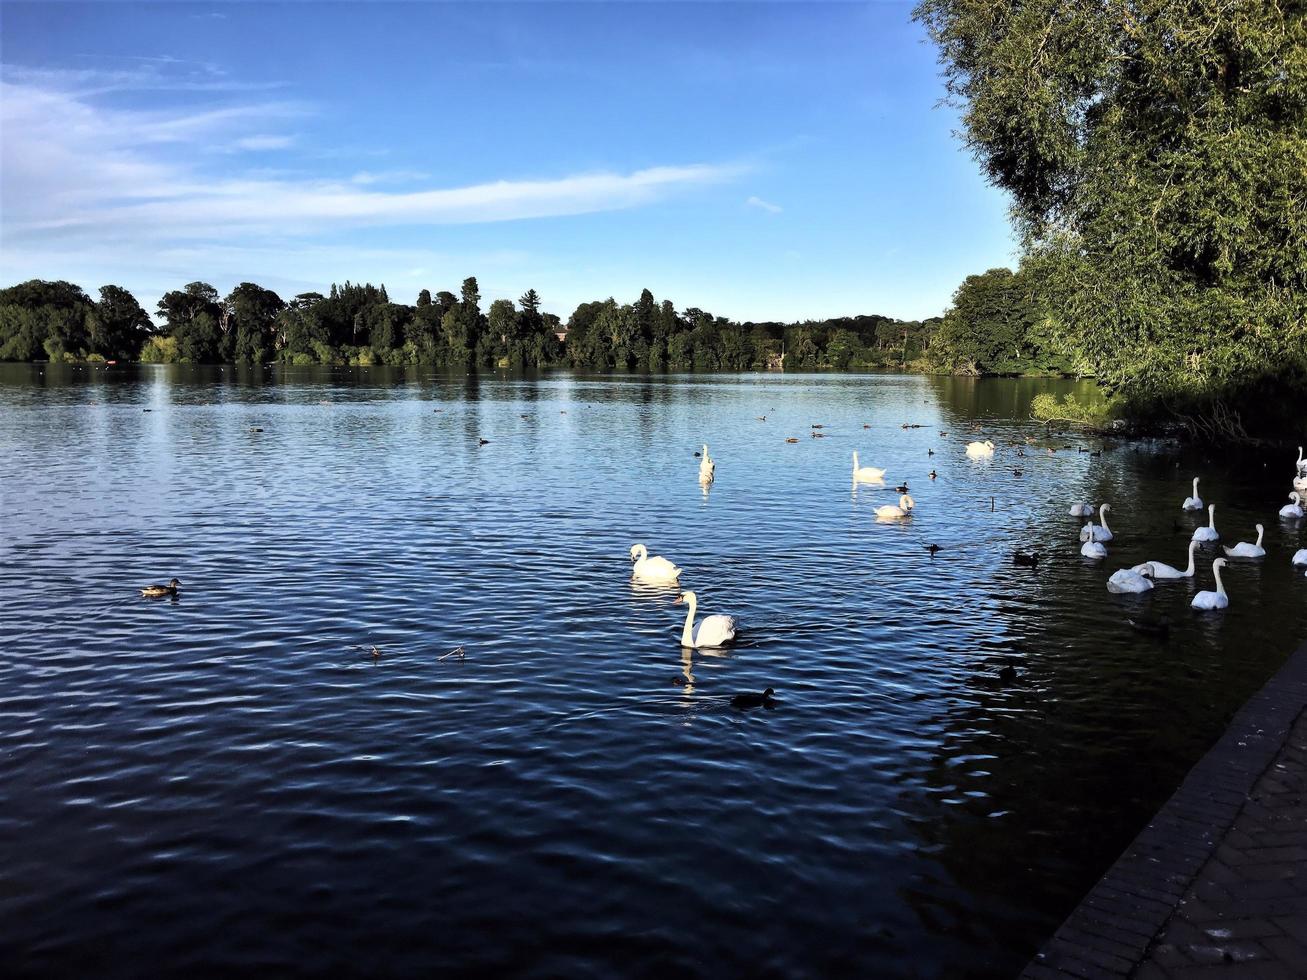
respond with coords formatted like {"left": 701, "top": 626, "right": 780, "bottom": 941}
{"left": 478, "top": 437, "right": 490, "bottom": 446}
{"left": 785, "top": 437, "right": 799, "bottom": 444}
{"left": 1128, "top": 616, "right": 1171, "bottom": 638}
{"left": 675, "top": 591, "right": 737, "bottom": 649}
{"left": 1013, "top": 551, "right": 1039, "bottom": 568}
{"left": 895, "top": 482, "right": 910, "bottom": 493}
{"left": 1182, "top": 477, "right": 1203, "bottom": 511}
{"left": 1080, "top": 527, "right": 1107, "bottom": 559}
{"left": 630, "top": 543, "right": 682, "bottom": 583}
{"left": 875, "top": 494, "right": 914, "bottom": 519}
{"left": 729, "top": 688, "right": 775, "bottom": 709}
{"left": 141, "top": 577, "right": 181, "bottom": 598}
{"left": 1191, "top": 557, "right": 1230, "bottom": 611}
{"left": 1069, "top": 503, "right": 1094, "bottom": 517}
{"left": 965, "top": 440, "right": 996, "bottom": 459}
{"left": 852, "top": 452, "right": 886, "bottom": 482}
{"left": 1079, "top": 504, "right": 1114, "bottom": 542}
{"left": 925, "top": 544, "right": 942, "bottom": 557}
{"left": 1280, "top": 492, "right": 1304, "bottom": 519}
{"left": 1192, "top": 504, "right": 1220, "bottom": 542}
{"left": 928, "top": 470, "right": 937, "bottom": 480}
{"left": 1133, "top": 539, "right": 1199, "bottom": 580}
{"left": 1223, "top": 524, "right": 1266, "bottom": 559}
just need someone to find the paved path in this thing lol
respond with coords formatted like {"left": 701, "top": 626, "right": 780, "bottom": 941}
{"left": 1023, "top": 644, "right": 1307, "bottom": 979}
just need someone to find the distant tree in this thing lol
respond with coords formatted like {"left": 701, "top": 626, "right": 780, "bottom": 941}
{"left": 91, "top": 285, "right": 152, "bottom": 360}
{"left": 224, "top": 282, "right": 285, "bottom": 364}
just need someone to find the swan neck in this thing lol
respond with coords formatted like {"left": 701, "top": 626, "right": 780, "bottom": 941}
{"left": 852, "top": 451, "right": 858, "bottom": 471}
{"left": 1214, "top": 563, "right": 1226, "bottom": 597}
{"left": 1256, "top": 525, "right": 1264, "bottom": 547}
{"left": 680, "top": 595, "right": 696, "bottom": 646}
{"left": 1186, "top": 539, "right": 1196, "bottom": 574}
{"left": 1099, "top": 504, "right": 1110, "bottom": 532}
{"left": 1208, "top": 505, "right": 1216, "bottom": 529}
{"left": 1193, "top": 477, "right": 1199, "bottom": 493}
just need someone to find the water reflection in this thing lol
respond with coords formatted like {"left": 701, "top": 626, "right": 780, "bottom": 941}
{"left": 2, "top": 364, "right": 1304, "bottom": 979}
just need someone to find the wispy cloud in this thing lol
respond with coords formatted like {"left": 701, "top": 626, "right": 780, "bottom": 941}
{"left": 746, "top": 195, "right": 782, "bottom": 214}
{"left": 230, "top": 134, "right": 297, "bottom": 152}
{"left": 1, "top": 70, "right": 743, "bottom": 247}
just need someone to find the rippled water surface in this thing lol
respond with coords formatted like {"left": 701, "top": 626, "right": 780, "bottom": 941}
{"left": 3, "top": 364, "right": 1305, "bottom": 978}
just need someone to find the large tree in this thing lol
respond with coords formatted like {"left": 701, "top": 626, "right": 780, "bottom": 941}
{"left": 915, "top": 0, "right": 1307, "bottom": 435}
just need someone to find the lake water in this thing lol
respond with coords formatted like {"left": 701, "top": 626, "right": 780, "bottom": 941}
{"left": 2, "top": 364, "right": 1305, "bottom": 977}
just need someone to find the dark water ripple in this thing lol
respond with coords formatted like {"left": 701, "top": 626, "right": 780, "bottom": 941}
{"left": 2, "top": 364, "right": 1305, "bottom": 977}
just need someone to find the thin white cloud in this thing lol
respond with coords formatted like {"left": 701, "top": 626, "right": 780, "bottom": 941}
{"left": 231, "top": 134, "right": 297, "bottom": 152}
{"left": 1, "top": 73, "right": 743, "bottom": 246}
{"left": 746, "top": 195, "right": 782, "bottom": 214}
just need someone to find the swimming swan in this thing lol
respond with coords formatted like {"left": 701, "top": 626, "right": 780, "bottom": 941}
{"left": 1108, "top": 565, "right": 1154, "bottom": 594}
{"left": 1080, "top": 525, "right": 1107, "bottom": 559}
{"left": 1191, "top": 558, "right": 1230, "bottom": 611}
{"left": 1292, "top": 548, "right": 1307, "bottom": 568}
{"left": 1192, "top": 504, "right": 1220, "bottom": 542}
{"left": 1069, "top": 502, "right": 1094, "bottom": 517}
{"left": 699, "top": 444, "right": 715, "bottom": 483}
{"left": 875, "top": 494, "right": 915, "bottom": 519}
{"left": 1280, "top": 492, "right": 1304, "bottom": 518}
{"left": 1134, "top": 539, "right": 1198, "bottom": 580}
{"left": 852, "top": 452, "right": 886, "bottom": 482}
{"left": 1223, "top": 524, "right": 1266, "bottom": 559}
{"left": 1079, "top": 503, "right": 1114, "bottom": 542}
{"left": 1297, "top": 446, "right": 1306, "bottom": 475}
{"left": 1182, "top": 477, "right": 1203, "bottom": 511}
{"left": 630, "top": 543, "right": 682, "bottom": 583}
{"left": 965, "top": 440, "right": 995, "bottom": 459}
{"left": 675, "top": 590, "right": 737, "bottom": 648}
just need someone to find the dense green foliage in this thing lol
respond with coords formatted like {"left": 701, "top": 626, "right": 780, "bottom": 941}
{"left": 915, "top": 0, "right": 1307, "bottom": 436}
{"left": 1, "top": 277, "right": 963, "bottom": 372}
{"left": 0, "top": 280, "right": 150, "bottom": 362}
{"left": 930, "top": 266, "right": 1076, "bottom": 376}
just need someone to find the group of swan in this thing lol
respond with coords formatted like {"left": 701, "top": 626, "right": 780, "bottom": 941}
{"left": 629, "top": 543, "right": 737, "bottom": 649}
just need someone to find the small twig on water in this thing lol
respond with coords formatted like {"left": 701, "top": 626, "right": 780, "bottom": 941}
{"left": 439, "top": 645, "right": 466, "bottom": 661}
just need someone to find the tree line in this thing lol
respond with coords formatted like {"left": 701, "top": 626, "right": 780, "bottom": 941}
{"left": 915, "top": 0, "right": 1305, "bottom": 437}
{"left": 0, "top": 271, "right": 1083, "bottom": 376}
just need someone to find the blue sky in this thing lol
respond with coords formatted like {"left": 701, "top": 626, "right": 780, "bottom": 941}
{"left": 0, "top": 2, "right": 1017, "bottom": 323}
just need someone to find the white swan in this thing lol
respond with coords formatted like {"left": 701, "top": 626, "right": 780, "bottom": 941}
{"left": 875, "top": 494, "right": 915, "bottom": 519}
{"left": 1280, "top": 492, "right": 1304, "bottom": 519}
{"left": 630, "top": 543, "right": 682, "bottom": 583}
{"left": 1079, "top": 504, "right": 1114, "bottom": 542}
{"left": 1108, "top": 564, "right": 1154, "bottom": 594}
{"left": 1192, "top": 504, "right": 1220, "bottom": 542}
{"left": 675, "top": 590, "right": 737, "bottom": 648}
{"left": 699, "top": 444, "right": 715, "bottom": 483}
{"left": 1080, "top": 525, "right": 1107, "bottom": 559}
{"left": 1292, "top": 548, "right": 1307, "bottom": 568}
{"left": 1182, "top": 477, "right": 1203, "bottom": 511}
{"left": 965, "top": 440, "right": 995, "bottom": 459}
{"left": 1191, "top": 557, "right": 1230, "bottom": 611}
{"left": 852, "top": 452, "right": 886, "bottom": 483}
{"left": 1134, "top": 539, "right": 1198, "bottom": 580}
{"left": 1069, "top": 502, "right": 1095, "bottom": 517}
{"left": 1223, "top": 524, "right": 1266, "bottom": 559}
{"left": 1294, "top": 474, "right": 1307, "bottom": 494}
{"left": 1297, "top": 446, "right": 1306, "bottom": 475}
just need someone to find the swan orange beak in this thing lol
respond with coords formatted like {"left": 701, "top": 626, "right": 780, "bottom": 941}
{"left": 673, "top": 594, "right": 685, "bottom": 605}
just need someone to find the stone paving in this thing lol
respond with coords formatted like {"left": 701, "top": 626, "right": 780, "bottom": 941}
{"left": 1022, "top": 645, "right": 1307, "bottom": 979}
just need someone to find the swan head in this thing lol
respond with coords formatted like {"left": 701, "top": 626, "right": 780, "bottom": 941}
{"left": 1213, "top": 557, "right": 1227, "bottom": 571}
{"left": 1255, "top": 523, "right": 1265, "bottom": 534}
{"left": 1292, "top": 492, "right": 1302, "bottom": 504}
{"left": 901, "top": 494, "right": 915, "bottom": 510}
{"left": 674, "top": 591, "right": 695, "bottom": 605}
{"left": 1102, "top": 503, "right": 1112, "bottom": 512}
{"left": 629, "top": 544, "right": 646, "bottom": 562}
{"left": 985, "top": 440, "right": 995, "bottom": 449}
